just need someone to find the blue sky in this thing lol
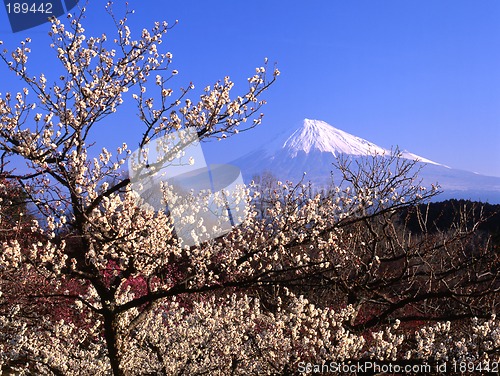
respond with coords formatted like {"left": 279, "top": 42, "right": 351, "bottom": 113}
{"left": 0, "top": 1, "right": 499, "bottom": 176}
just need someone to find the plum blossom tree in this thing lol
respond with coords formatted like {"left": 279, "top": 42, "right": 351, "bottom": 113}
{"left": 0, "top": 3, "right": 499, "bottom": 375}
{"left": 0, "top": 3, "right": 276, "bottom": 373}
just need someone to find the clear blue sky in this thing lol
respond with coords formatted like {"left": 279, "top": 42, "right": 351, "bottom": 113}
{"left": 1, "top": 1, "right": 499, "bottom": 176}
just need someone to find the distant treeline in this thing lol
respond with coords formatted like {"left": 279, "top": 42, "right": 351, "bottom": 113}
{"left": 400, "top": 199, "right": 500, "bottom": 245}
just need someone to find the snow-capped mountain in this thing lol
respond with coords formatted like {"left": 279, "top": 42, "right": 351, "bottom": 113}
{"left": 232, "top": 119, "right": 500, "bottom": 203}
{"left": 282, "top": 119, "right": 387, "bottom": 157}
{"left": 280, "top": 119, "right": 443, "bottom": 165}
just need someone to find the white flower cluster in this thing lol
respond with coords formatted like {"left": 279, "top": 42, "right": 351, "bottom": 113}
{"left": 2, "top": 285, "right": 500, "bottom": 375}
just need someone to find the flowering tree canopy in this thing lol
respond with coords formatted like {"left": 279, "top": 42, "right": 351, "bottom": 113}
{"left": 0, "top": 3, "right": 498, "bottom": 375}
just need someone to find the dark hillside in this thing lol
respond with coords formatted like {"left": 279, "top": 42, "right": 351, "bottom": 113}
{"left": 400, "top": 199, "right": 500, "bottom": 246}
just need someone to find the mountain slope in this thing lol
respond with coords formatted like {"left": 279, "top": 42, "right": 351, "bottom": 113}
{"left": 232, "top": 119, "right": 500, "bottom": 203}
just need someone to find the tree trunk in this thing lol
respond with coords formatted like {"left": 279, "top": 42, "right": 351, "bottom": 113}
{"left": 103, "top": 311, "right": 123, "bottom": 376}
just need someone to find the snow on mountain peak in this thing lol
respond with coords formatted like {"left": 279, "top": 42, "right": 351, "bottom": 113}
{"left": 281, "top": 119, "right": 444, "bottom": 166}
{"left": 283, "top": 119, "right": 388, "bottom": 157}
